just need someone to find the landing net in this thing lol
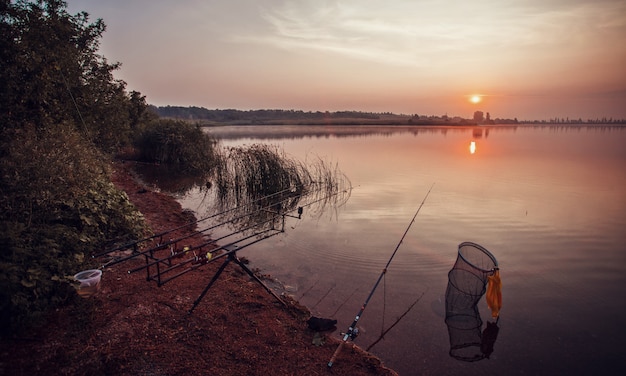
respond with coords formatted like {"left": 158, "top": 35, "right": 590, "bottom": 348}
{"left": 444, "top": 241, "right": 499, "bottom": 361}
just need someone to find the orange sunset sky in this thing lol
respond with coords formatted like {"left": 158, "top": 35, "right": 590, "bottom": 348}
{"left": 68, "top": 0, "right": 626, "bottom": 120}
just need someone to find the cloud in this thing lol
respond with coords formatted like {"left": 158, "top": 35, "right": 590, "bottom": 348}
{"left": 67, "top": 0, "right": 626, "bottom": 117}
{"left": 239, "top": 0, "right": 626, "bottom": 72}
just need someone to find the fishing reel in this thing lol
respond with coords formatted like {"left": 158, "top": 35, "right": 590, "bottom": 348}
{"left": 170, "top": 244, "right": 192, "bottom": 259}
{"left": 342, "top": 327, "right": 359, "bottom": 340}
{"left": 192, "top": 250, "right": 212, "bottom": 265}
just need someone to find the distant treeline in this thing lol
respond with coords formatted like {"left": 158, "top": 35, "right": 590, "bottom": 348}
{"left": 154, "top": 106, "right": 383, "bottom": 123}
{"left": 152, "top": 106, "right": 485, "bottom": 125}
{"left": 153, "top": 105, "right": 625, "bottom": 126}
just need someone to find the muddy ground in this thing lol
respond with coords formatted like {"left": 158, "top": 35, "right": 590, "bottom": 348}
{"left": 0, "top": 161, "right": 397, "bottom": 376}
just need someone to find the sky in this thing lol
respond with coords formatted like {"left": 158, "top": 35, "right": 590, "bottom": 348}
{"left": 67, "top": 0, "right": 626, "bottom": 120}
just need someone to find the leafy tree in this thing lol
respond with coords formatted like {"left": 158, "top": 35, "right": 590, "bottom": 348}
{"left": 1, "top": 0, "right": 154, "bottom": 151}
{"left": 0, "top": 0, "right": 222, "bottom": 335}
{"left": 0, "top": 0, "right": 151, "bottom": 335}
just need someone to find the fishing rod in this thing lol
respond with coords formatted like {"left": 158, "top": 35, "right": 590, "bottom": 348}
{"left": 95, "top": 187, "right": 316, "bottom": 267}
{"left": 147, "top": 187, "right": 347, "bottom": 283}
{"left": 155, "top": 228, "right": 283, "bottom": 286}
{"left": 102, "top": 184, "right": 350, "bottom": 276}
{"left": 97, "top": 180, "right": 346, "bottom": 263}
{"left": 92, "top": 185, "right": 304, "bottom": 258}
{"left": 126, "top": 213, "right": 282, "bottom": 275}
{"left": 104, "top": 204, "right": 284, "bottom": 269}
{"left": 327, "top": 183, "right": 434, "bottom": 368}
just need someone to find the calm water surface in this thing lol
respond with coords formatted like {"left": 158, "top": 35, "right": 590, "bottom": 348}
{"left": 177, "top": 125, "right": 626, "bottom": 375}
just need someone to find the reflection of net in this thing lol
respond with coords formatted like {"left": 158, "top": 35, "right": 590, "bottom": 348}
{"left": 445, "top": 242, "right": 498, "bottom": 362}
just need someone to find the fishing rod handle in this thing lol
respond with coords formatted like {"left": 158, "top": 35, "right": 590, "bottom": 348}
{"left": 328, "top": 332, "right": 351, "bottom": 367}
{"left": 327, "top": 340, "right": 345, "bottom": 368}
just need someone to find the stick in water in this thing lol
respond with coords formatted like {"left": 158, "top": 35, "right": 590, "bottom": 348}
{"left": 327, "top": 183, "right": 434, "bottom": 367}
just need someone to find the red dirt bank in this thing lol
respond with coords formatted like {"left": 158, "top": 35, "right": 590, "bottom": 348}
{"left": 0, "top": 161, "right": 397, "bottom": 376}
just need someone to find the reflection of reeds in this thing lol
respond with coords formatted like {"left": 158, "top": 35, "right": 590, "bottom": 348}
{"left": 205, "top": 144, "right": 351, "bottom": 232}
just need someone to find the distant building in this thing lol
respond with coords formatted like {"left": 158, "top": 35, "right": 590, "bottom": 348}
{"left": 473, "top": 111, "right": 484, "bottom": 123}
{"left": 484, "top": 112, "right": 495, "bottom": 124}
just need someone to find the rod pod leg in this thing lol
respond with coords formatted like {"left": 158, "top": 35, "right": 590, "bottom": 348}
{"left": 188, "top": 257, "right": 231, "bottom": 314}
{"left": 232, "top": 255, "right": 287, "bottom": 307}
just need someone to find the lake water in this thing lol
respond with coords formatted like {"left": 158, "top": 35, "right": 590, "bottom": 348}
{"left": 176, "top": 125, "right": 626, "bottom": 375}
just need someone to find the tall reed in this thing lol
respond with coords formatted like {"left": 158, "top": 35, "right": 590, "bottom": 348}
{"left": 207, "top": 144, "right": 351, "bottom": 231}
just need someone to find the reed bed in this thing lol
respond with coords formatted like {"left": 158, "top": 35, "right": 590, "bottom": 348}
{"left": 205, "top": 144, "right": 351, "bottom": 231}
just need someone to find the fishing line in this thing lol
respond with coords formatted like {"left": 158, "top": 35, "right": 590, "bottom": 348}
{"left": 57, "top": 65, "right": 89, "bottom": 137}
{"left": 298, "top": 278, "right": 320, "bottom": 300}
{"left": 366, "top": 289, "right": 427, "bottom": 352}
{"left": 328, "top": 183, "right": 434, "bottom": 368}
{"left": 380, "top": 273, "right": 386, "bottom": 337}
{"left": 330, "top": 287, "right": 360, "bottom": 317}
{"left": 311, "top": 284, "right": 336, "bottom": 311}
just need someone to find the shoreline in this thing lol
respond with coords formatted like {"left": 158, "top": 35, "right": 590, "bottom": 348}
{"left": 0, "top": 160, "right": 397, "bottom": 375}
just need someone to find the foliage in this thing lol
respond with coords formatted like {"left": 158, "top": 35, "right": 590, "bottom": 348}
{"left": 135, "top": 118, "right": 220, "bottom": 175}
{"left": 155, "top": 106, "right": 383, "bottom": 123}
{"left": 0, "top": 0, "right": 156, "bottom": 152}
{"left": 0, "top": 0, "right": 151, "bottom": 335}
{"left": 0, "top": 124, "right": 148, "bottom": 335}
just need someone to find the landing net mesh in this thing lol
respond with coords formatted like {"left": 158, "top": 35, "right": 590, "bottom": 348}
{"left": 445, "top": 242, "right": 498, "bottom": 362}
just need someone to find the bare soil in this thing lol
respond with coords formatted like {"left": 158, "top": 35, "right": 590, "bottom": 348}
{"left": 0, "top": 161, "right": 397, "bottom": 376}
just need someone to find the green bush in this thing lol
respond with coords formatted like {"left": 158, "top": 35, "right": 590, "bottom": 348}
{"left": 135, "top": 119, "right": 220, "bottom": 175}
{"left": 0, "top": 125, "right": 148, "bottom": 335}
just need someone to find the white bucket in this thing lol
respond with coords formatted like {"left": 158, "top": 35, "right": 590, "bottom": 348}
{"left": 74, "top": 269, "right": 102, "bottom": 298}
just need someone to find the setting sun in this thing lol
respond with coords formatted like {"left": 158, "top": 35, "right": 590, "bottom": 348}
{"left": 470, "top": 95, "right": 482, "bottom": 104}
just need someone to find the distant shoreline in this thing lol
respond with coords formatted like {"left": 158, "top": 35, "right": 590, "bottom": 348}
{"left": 152, "top": 105, "right": 626, "bottom": 126}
